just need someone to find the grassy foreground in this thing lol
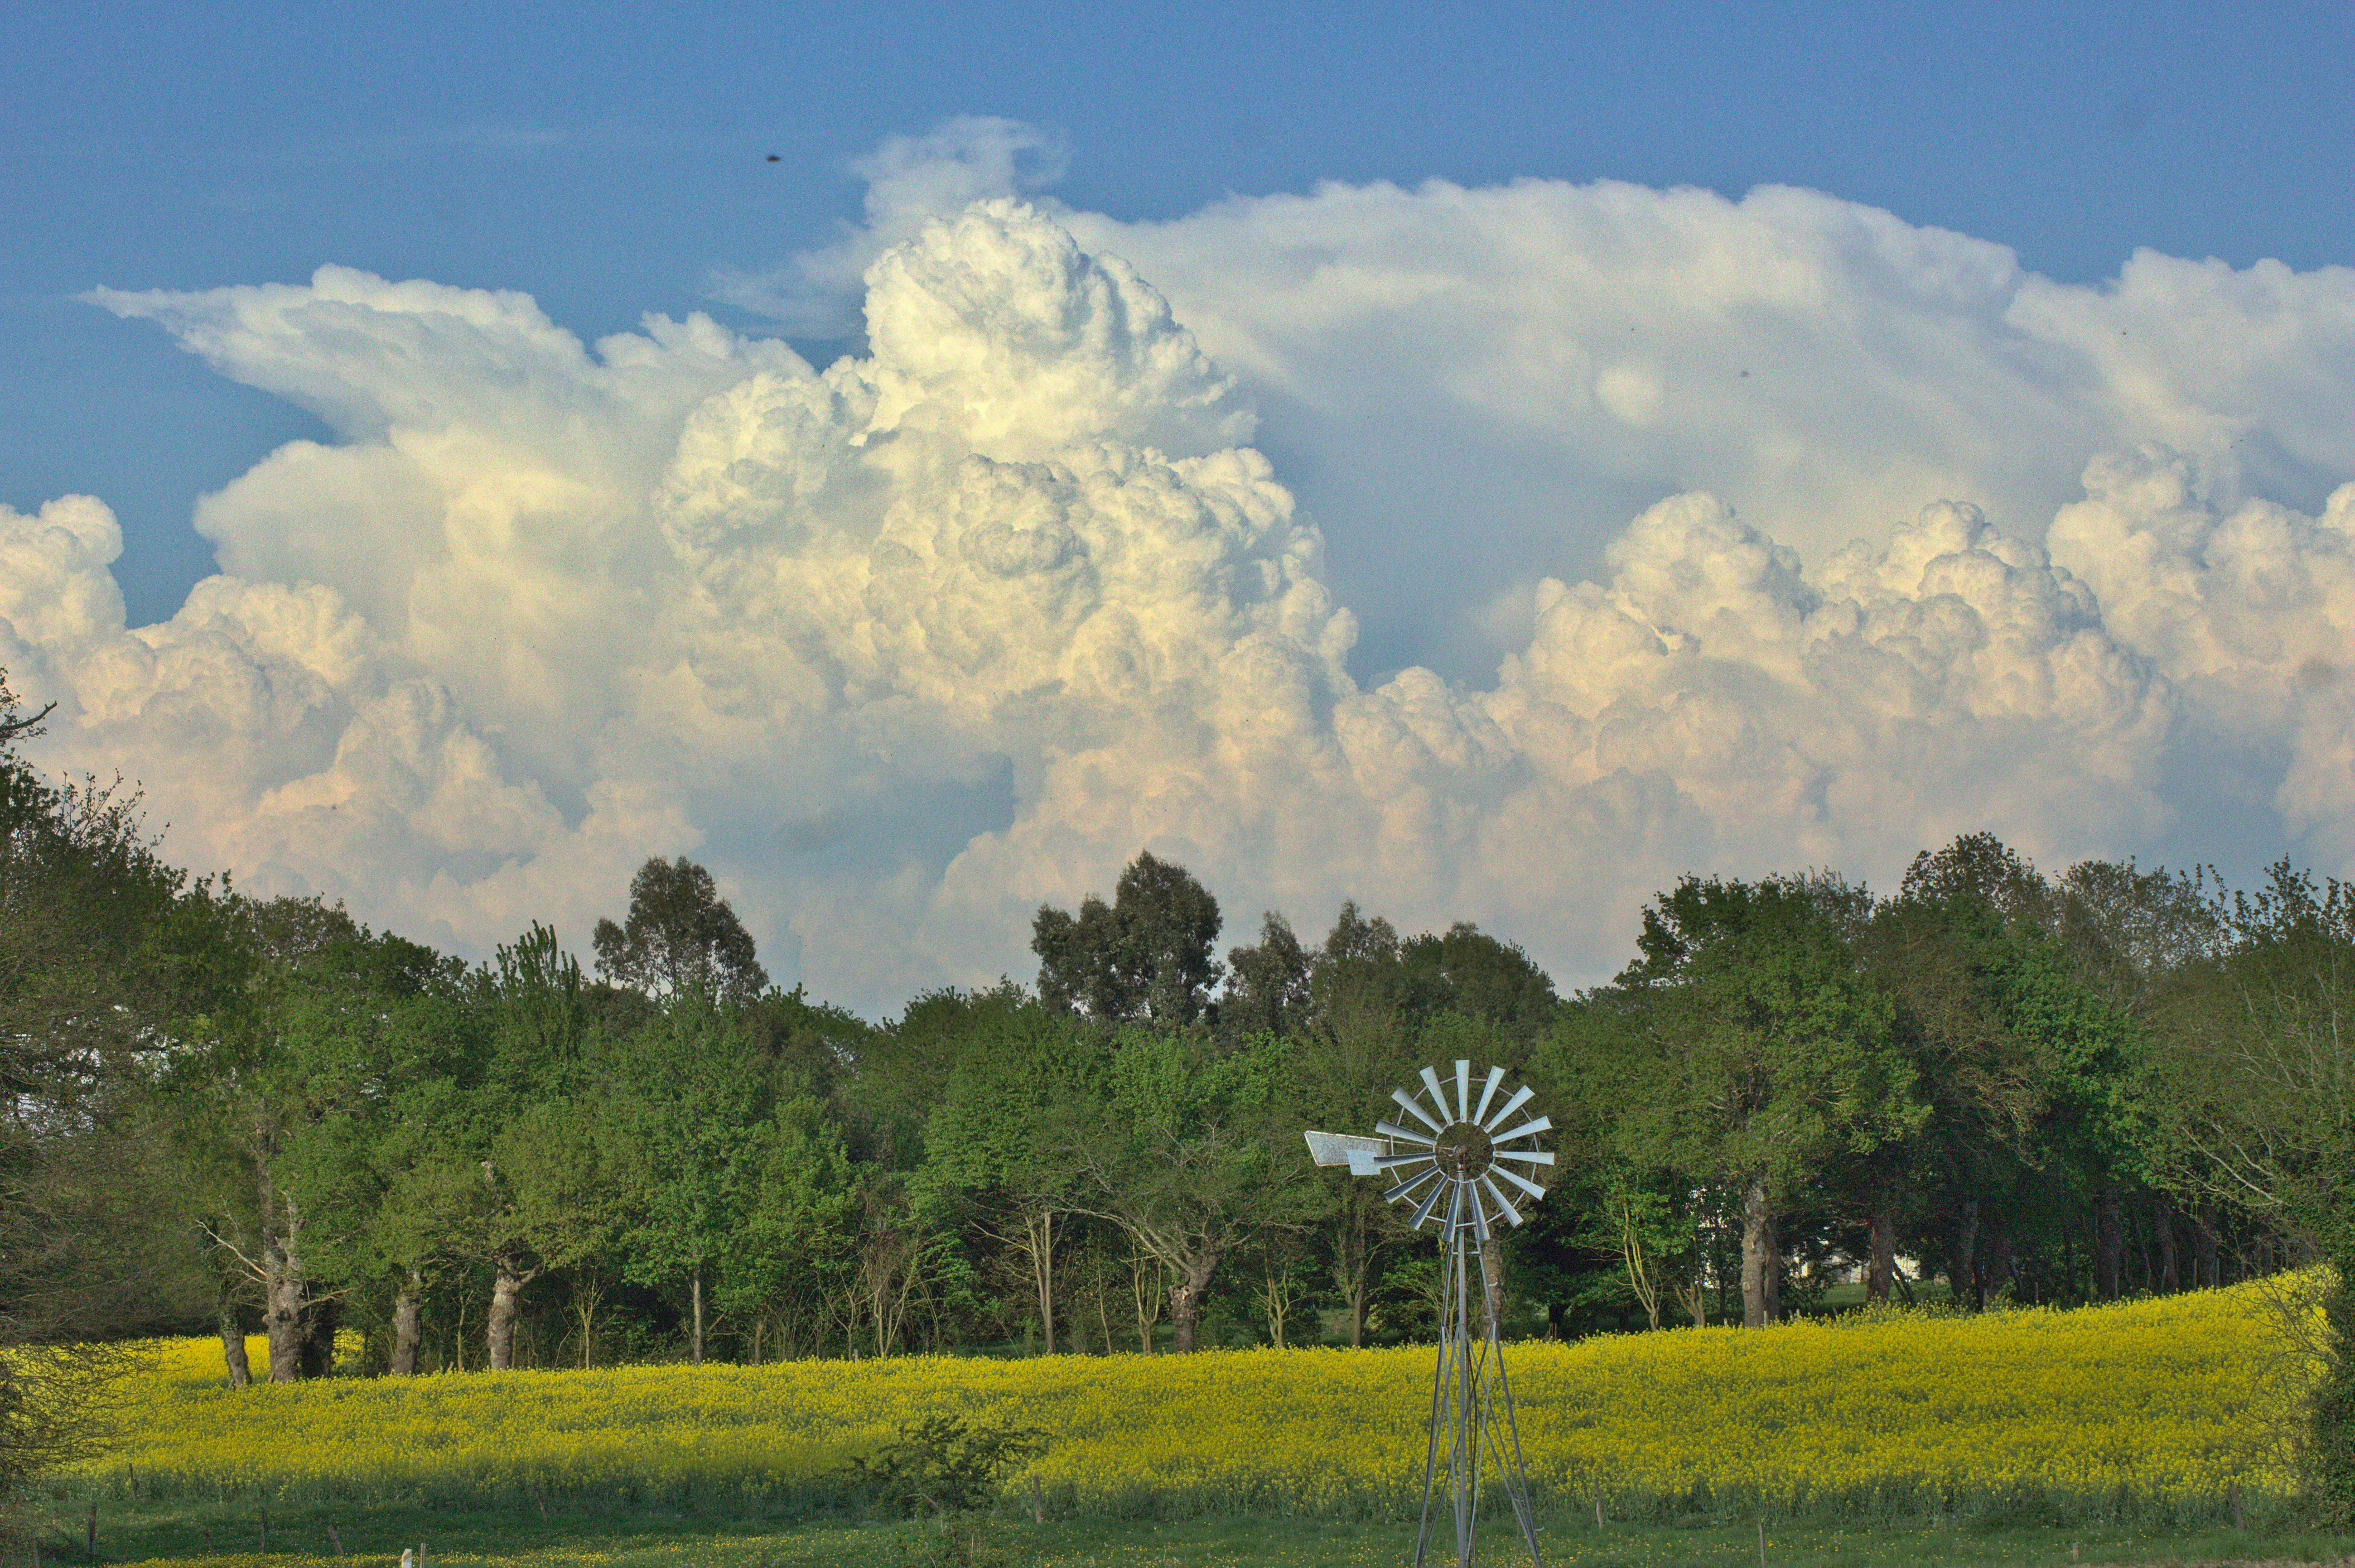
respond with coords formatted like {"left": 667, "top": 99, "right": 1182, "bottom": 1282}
{"left": 17, "top": 1496, "right": 2353, "bottom": 1568}
{"left": 79, "top": 1282, "right": 2319, "bottom": 1524}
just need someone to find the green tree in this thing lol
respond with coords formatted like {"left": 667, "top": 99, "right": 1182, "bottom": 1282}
{"left": 593, "top": 856, "right": 767, "bottom": 1007}
{"left": 1069, "top": 1029, "right": 1309, "bottom": 1351}
{"left": 1032, "top": 852, "right": 1224, "bottom": 1027}
{"left": 1568, "top": 873, "right": 1924, "bottom": 1326}
{"left": 920, "top": 986, "right": 1099, "bottom": 1353}
{"left": 0, "top": 671, "right": 199, "bottom": 1486}
{"left": 598, "top": 991, "right": 771, "bottom": 1364}
{"left": 2153, "top": 860, "right": 2355, "bottom": 1509}
{"left": 1220, "top": 911, "right": 1313, "bottom": 1039}
{"left": 714, "top": 1089, "right": 858, "bottom": 1363}
{"left": 1292, "top": 901, "right": 1425, "bottom": 1347}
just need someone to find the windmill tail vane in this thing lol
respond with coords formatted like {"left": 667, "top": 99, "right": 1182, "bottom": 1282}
{"left": 1304, "top": 1059, "right": 1554, "bottom": 1568}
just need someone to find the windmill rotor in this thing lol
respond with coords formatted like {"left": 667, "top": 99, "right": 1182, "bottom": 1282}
{"left": 1361, "top": 1059, "right": 1554, "bottom": 1240}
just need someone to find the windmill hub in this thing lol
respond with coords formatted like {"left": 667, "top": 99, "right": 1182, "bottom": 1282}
{"left": 1432, "top": 1122, "right": 1494, "bottom": 1177}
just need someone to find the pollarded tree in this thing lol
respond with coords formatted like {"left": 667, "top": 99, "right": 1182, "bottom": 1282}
{"left": 593, "top": 856, "right": 767, "bottom": 1008}
{"left": 1032, "top": 851, "right": 1223, "bottom": 1028}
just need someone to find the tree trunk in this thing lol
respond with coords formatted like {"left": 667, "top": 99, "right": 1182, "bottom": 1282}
{"left": 1016, "top": 1206, "right": 1058, "bottom": 1356}
{"left": 1865, "top": 1199, "right": 1897, "bottom": 1305}
{"left": 217, "top": 1294, "right": 251, "bottom": 1389}
{"left": 2155, "top": 1199, "right": 2180, "bottom": 1292}
{"left": 1168, "top": 1253, "right": 1219, "bottom": 1352}
{"left": 1739, "top": 1180, "right": 1779, "bottom": 1328}
{"left": 299, "top": 1295, "right": 339, "bottom": 1377}
{"left": 1127, "top": 1250, "right": 1163, "bottom": 1353}
{"left": 390, "top": 1271, "right": 424, "bottom": 1375}
{"left": 262, "top": 1186, "right": 308, "bottom": 1383}
{"left": 2193, "top": 1206, "right": 2221, "bottom": 1289}
{"left": 1984, "top": 1222, "right": 2016, "bottom": 1301}
{"left": 1952, "top": 1198, "right": 1980, "bottom": 1308}
{"left": 691, "top": 1266, "right": 705, "bottom": 1366}
{"left": 1330, "top": 1189, "right": 1375, "bottom": 1350}
{"left": 487, "top": 1266, "right": 525, "bottom": 1370}
{"left": 2095, "top": 1184, "right": 2123, "bottom": 1300}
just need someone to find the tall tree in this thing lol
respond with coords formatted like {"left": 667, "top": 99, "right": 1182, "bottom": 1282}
{"left": 1400, "top": 922, "right": 1559, "bottom": 1049}
{"left": 1292, "top": 902, "right": 1424, "bottom": 1346}
{"left": 599, "top": 991, "right": 771, "bottom": 1365}
{"left": 593, "top": 856, "right": 767, "bottom": 1007}
{"left": 920, "top": 986, "right": 1099, "bottom": 1353}
{"left": 1574, "top": 874, "right": 1925, "bottom": 1326}
{"left": 1853, "top": 837, "right": 2051, "bottom": 1306}
{"left": 0, "top": 671, "right": 199, "bottom": 1482}
{"left": 1220, "top": 912, "right": 1313, "bottom": 1040}
{"left": 1033, "top": 851, "right": 1224, "bottom": 1027}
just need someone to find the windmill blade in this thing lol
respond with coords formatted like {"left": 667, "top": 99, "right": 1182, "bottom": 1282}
{"left": 1385, "top": 1166, "right": 1442, "bottom": 1205}
{"left": 1491, "top": 1163, "right": 1547, "bottom": 1202}
{"left": 1453, "top": 1059, "right": 1472, "bottom": 1121}
{"left": 1418, "top": 1066, "right": 1452, "bottom": 1123}
{"left": 1409, "top": 1175, "right": 1453, "bottom": 1230}
{"left": 1492, "top": 1115, "right": 1553, "bottom": 1144}
{"left": 1466, "top": 1179, "right": 1493, "bottom": 1241}
{"left": 1493, "top": 1148, "right": 1556, "bottom": 1167}
{"left": 1373, "top": 1151, "right": 1436, "bottom": 1173}
{"left": 1375, "top": 1118, "right": 1434, "bottom": 1147}
{"left": 1472, "top": 1064, "right": 1506, "bottom": 1126}
{"left": 1481, "top": 1084, "right": 1534, "bottom": 1131}
{"left": 1385, "top": 1083, "right": 1441, "bottom": 1130}
{"left": 1390, "top": 1087, "right": 1445, "bottom": 1135}
{"left": 1479, "top": 1174, "right": 1525, "bottom": 1228}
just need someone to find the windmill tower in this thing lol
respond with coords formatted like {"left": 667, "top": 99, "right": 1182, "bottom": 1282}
{"left": 1305, "top": 1059, "right": 1553, "bottom": 1568}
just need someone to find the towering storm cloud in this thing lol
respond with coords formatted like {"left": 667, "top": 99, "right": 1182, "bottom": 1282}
{"left": 4, "top": 133, "right": 2351, "bottom": 1010}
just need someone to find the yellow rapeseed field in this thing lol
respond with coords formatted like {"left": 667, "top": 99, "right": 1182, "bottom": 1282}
{"left": 89, "top": 1282, "right": 2313, "bottom": 1520}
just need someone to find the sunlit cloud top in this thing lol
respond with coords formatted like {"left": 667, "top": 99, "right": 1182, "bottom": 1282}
{"left": 5, "top": 123, "right": 2352, "bottom": 1012}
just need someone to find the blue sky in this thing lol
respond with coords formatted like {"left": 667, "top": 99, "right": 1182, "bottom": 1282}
{"left": 4, "top": 2, "right": 2352, "bottom": 1005}
{"left": 8, "top": 2, "right": 2350, "bottom": 626}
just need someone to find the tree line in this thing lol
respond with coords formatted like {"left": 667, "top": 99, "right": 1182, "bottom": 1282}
{"left": 1, "top": 670, "right": 2349, "bottom": 1504}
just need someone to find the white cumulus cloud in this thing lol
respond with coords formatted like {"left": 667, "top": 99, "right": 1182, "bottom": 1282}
{"left": 3, "top": 134, "right": 2350, "bottom": 1012}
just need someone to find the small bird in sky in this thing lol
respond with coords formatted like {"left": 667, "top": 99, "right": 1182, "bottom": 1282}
{"left": 766, "top": 154, "right": 780, "bottom": 162}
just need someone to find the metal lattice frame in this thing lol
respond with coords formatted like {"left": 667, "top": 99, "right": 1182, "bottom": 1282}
{"left": 1306, "top": 1059, "right": 1554, "bottom": 1568}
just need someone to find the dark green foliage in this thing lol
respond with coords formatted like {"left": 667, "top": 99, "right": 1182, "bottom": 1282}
{"left": 593, "top": 856, "right": 768, "bottom": 1006}
{"left": 1032, "top": 851, "right": 1223, "bottom": 1026}
{"left": 1220, "top": 911, "right": 1313, "bottom": 1039}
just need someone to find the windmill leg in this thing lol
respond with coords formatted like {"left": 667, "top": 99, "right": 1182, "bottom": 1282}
{"left": 1460, "top": 1299, "right": 1479, "bottom": 1554}
{"left": 1416, "top": 1299, "right": 1445, "bottom": 1566}
{"left": 1457, "top": 1226, "right": 1476, "bottom": 1568}
{"left": 1477, "top": 1240, "right": 1546, "bottom": 1567}
{"left": 1416, "top": 1184, "right": 1464, "bottom": 1568}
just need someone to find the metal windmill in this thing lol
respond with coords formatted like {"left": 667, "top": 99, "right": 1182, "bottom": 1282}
{"left": 1305, "top": 1059, "right": 1553, "bottom": 1568}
